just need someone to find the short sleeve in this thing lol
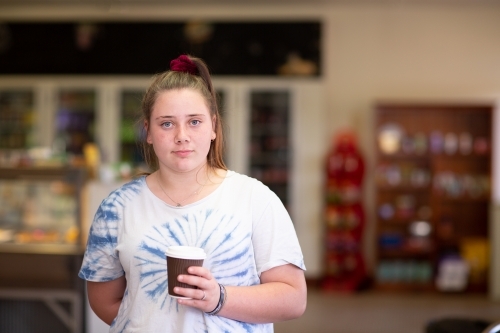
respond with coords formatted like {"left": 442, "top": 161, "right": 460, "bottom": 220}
{"left": 78, "top": 200, "right": 124, "bottom": 282}
{"left": 251, "top": 187, "right": 306, "bottom": 276}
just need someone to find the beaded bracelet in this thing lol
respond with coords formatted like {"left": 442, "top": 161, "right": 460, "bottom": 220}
{"left": 205, "top": 283, "right": 227, "bottom": 316}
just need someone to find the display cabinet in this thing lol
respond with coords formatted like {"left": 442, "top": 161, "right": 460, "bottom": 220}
{"left": 374, "top": 103, "right": 492, "bottom": 293}
{"left": 0, "top": 166, "right": 86, "bottom": 254}
{"left": 0, "top": 166, "right": 87, "bottom": 333}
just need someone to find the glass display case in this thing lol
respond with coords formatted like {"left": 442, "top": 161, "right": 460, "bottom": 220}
{"left": 0, "top": 166, "right": 87, "bottom": 255}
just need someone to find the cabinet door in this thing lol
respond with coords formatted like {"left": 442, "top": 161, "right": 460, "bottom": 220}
{"left": 0, "top": 89, "right": 35, "bottom": 150}
{"left": 249, "top": 89, "right": 291, "bottom": 208}
{"left": 120, "top": 90, "right": 145, "bottom": 165}
{"left": 54, "top": 89, "right": 96, "bottom": 155}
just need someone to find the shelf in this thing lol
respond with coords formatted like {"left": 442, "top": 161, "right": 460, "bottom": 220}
{"left": 378, "top": 153, "right": 491, "bottom": 161}
{"left": 0, "top": 243, "right": 83, "bottom": 255}
{"left": 250, "top": 125, "right": 288, "bottom": 136}
{"left": 377, "top": 185, "right": 431, "bottom": 192}
{"left": 375, "top": 282, "right": 434, "bottom": 292}
{"left": 431, "top": 196, "right": 490, "bottom": 203}
{"left": 377, "top": 219, "right": 420, "bottom": 225}
{"left": 432, "top": 154, "right": 490, "bottom": 161}
{"left": 249, "top": 153, "right": 289, "bottom": 165}
{"left": 378, "top": 248, "right": 433, "bottom": 258}
{"left": 374, "top": 103, "right": 492, "bottom": 293}
{"left": 377, "top": 153, "right": 430, "bottom": 160}
{"left": 0, "top": 166, "right": 86, "bottom": 181}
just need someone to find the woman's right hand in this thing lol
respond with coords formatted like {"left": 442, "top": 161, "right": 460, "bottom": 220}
{"left": 175, "top": 266, "right": 220, "bottom": 313}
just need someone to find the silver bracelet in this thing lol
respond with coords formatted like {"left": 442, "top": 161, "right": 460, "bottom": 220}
{"left": 205, "top": 283, "right": 227, "bottom": 316}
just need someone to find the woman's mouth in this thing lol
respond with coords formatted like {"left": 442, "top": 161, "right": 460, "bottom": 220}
{"left": 174, "top": 150, "right": 193, "bottom": 157}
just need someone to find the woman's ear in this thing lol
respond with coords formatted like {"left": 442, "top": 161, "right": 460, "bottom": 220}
{"left": 212, "top": 115, "right": 217, "bottom": 129}
{"left": 145, "top": 120, "right": 152, "bottom": 144}
{"left": 211, "top": 115, "right": 217, "bottom": 140}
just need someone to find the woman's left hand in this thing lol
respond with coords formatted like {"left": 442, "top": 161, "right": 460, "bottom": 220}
{"left": 174, "top": 266, "right": 220, "bottom": 312}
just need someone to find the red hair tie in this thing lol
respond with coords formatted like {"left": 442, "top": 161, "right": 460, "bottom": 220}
{"left": 170, "top": 55, "right": 198, "bottom": 75}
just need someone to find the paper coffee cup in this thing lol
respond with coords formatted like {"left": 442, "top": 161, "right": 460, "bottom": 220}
{"left": 165, "top": 246, "right": 206, "bottom": 299}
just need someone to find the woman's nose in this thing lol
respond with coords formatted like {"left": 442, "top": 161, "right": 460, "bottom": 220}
{"left": 175, "top": 125, "right": 189, "bottom": 143}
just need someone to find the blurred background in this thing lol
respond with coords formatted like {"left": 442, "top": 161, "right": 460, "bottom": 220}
{"left": 0, "top": 0, "right": 500, "bottom": 332}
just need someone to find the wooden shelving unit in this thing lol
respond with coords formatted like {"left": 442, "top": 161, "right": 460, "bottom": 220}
{"left": 374, "top": 103, "right": 492, "bottom": 293}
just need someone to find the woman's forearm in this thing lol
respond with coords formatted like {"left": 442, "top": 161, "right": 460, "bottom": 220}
{"left": 218, "top": 281, "right": 306, "bottom": 323}
{"left": 216, "top": 265, "right": 307, "bottom": 323}
{"left": 87, "top": 277, "right": 127, "bottom": 325}
{"left": 90, "top": 298, "right": 123, "bottom": 325}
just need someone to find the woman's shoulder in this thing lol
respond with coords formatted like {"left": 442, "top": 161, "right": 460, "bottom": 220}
{"left": 224, "top": 170, "right": 273, "bottom": 194}
{"left": 101, "top": 175, "right": 146, "bottom": 205}
{"left": 225, "top": 170, "right": 257, "bottom": 185}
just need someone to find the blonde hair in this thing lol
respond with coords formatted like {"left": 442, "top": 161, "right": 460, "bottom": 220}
{"left": 139, "top": 55, "right": 226, "bottom": 172}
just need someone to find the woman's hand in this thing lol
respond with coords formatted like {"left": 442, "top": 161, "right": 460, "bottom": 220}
{"left": 175, "top": 266, "right": 220, "bottom": 312}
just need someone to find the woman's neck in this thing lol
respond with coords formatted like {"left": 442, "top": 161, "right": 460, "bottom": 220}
{"left": 152, "top": 165, "right": 226, "bottom": 207}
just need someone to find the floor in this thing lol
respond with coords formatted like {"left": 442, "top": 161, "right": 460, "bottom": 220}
{"left": 274, "top": 287, "right": 500, "bottom": 333}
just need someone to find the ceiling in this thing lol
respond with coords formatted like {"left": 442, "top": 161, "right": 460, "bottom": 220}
{"left": 0, "top": 0, "right": 499, "bottom": 4}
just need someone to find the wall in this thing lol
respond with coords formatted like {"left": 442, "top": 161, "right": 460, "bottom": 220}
{"left": 1, "top": 1, "right": 500, "bottom": 297}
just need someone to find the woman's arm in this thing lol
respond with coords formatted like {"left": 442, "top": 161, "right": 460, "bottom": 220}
{"left": 87, "top": 276, "right": 127, "bottom": 325}
{"left": 176, "top": 263, "right": 307, "bottom": 323}
{"left": 221, "top": 263, "right": 307, "bottom": 323}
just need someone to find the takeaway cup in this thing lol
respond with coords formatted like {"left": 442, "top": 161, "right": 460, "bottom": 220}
{"left": 166, "top": 246, "right": 206, "bottom": 298}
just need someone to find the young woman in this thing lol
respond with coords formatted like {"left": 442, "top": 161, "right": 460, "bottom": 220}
{"left": 79, "top": 54, "right": 307, "bottom": 332}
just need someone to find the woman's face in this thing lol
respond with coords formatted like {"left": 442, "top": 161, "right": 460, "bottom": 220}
{"left": 147, "top": 88, "right": 216, "bottom": 174}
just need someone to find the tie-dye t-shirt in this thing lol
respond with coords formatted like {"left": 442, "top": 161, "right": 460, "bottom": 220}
{"left": 79, "top": 170, "right": 305, "bottom": 333}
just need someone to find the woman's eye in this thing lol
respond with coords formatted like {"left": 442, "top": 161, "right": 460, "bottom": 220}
{"left": 161, "top": 121, "right": 172, "bottom": 128}
{"left": 190, "top": 120, "right": 201, "bottom": 126}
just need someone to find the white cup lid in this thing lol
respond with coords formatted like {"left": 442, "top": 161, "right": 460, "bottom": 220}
{"left": 165, "top": 246, "right": 206, "bottom": 259}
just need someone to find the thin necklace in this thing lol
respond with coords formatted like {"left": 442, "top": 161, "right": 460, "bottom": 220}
{"left": 156, "top": 172, "right": 208, "bottom": 207}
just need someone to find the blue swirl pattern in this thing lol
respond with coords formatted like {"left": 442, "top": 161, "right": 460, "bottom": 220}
{"left": 134, "top": 208, "right": 260, "bottom": 314}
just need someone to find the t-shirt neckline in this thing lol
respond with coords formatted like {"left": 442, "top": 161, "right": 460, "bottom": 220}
{"left": 143, "top": 170, "right": 233, "bottom": 209}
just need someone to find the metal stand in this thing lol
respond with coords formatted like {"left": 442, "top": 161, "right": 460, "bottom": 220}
{"left": 0, "top": 288, "right": 82, "bottom": 333}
